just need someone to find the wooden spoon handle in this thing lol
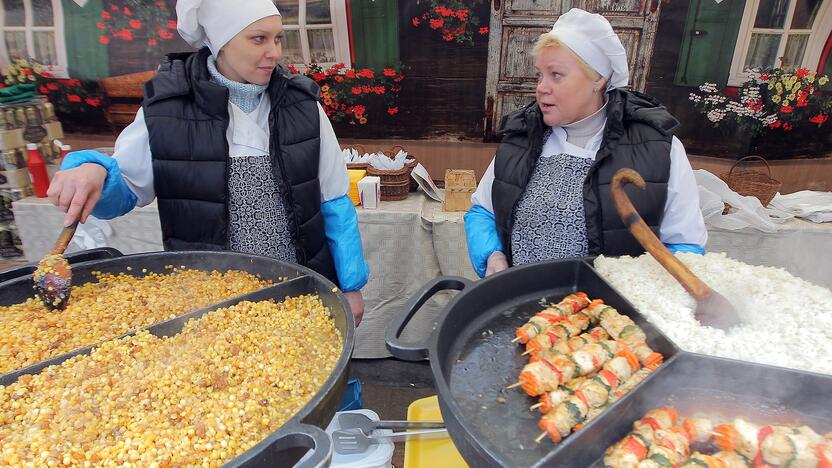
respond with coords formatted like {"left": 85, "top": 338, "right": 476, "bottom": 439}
{"left": 610, "top": 168, "right": 712, "bottom": 301}
{"left": 50, "top": 221, "right": 79, "bottom": 256}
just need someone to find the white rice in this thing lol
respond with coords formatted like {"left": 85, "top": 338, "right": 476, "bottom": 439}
{"left": 593, "top": 252, "right": 832, "bottom": 375}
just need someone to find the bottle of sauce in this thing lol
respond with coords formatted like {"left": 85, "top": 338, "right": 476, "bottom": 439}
{"left": 26, "top": 143, "right": 50, "bottom": 197}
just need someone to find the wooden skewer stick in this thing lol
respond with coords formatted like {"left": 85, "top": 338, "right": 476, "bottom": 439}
{"left": 521, "top": 350, "right": 532, "bottom": 356}
{"left": 530, "top": 403, "right": 543, "bottom": 411}
{"left": 535, "top": 432, "right": 548, "bottom": 444}
{"left": 506, "top": 382, "right": 522, "bottom": 390}
{"left": 511, "top": 336, "right": 522, "bottom": 343}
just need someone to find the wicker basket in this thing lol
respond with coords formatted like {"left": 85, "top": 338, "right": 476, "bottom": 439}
{"left": 343, "top": 144, "right": 369, "bottom": 170}
{"left": 720, "top": 155, "right": 782, "bottom": 207}
{"left": 377, "top": 179, "right": 410, "bottom": 201}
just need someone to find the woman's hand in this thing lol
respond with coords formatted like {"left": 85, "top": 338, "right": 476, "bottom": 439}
{"left": 485, "top": 251, "right": 508, "bottom": 277}
{"left": 46, "top": 163, "right": 107, "bottom": 226}
{"left": 343, "top": 291, "right": 365, "bottom": 327}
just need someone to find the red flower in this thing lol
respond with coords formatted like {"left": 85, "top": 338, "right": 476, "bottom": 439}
{"left": 809, "top": 113, "right": 829, "bottom": 125}
{"left": 46, "top": 83, "right": 58, "bottom": 91}
{"left": 435, "top": 5, "right": 453, "bottom": 16}
{"left": 158, "top": 29, "right": 174, "bottom": 40}
{"left": 353, "top": 105, "right": 366, "bottom": 115}
{"left": 39, "top": 86, "right": 48, "bottom": 94}
{"left": 479, "top": 27, "right": 489, "bottom": 35}
{"left": 455, "top": 9, "right": 469, "bottom": 21}
{"left": 312, "top": 72, "right": 326, "bottom": 82}
{"left": 110, "top": 4, "right": 118, "bottom": 10}
{"left": 362, "top": 85, "right": 372, "bottom": 94}
{"left": 374, "top": 86, "right": 385, "bottom": 94}
{"left": 129, "top": 19, "right": 142, "bottom": 29}
{"left": 383, "top": 68, "right": 396, "bottom": 77}
{"left": 351, "top": 87, "right": 362, "bottom": 95}
{"left": 393, "top": 75, "right": 404, "bottom": 83}
{"left": 345, "top": 69, "right": 357, "bottom": 79}
{"left": 333, "top": 63, "right": 345, "bottom": 70}
{"left": 99, "top": 35, "right": 110, "bottom": 45}
{"left": 780, "top": 105, "right": 794, "bottom": 114}
{"left": 96, "top": 22, "right": 106, "bottom": 29}
{"left": 783, "top": 122, "right": 793, "bottom": 131}
{"left": 334, "top": 75, "right": 343, "bottom": 82}
{"left": 67, "top": 94, "right": 82, "bottom": 103}
{"left": 795, "top": 68, "right": 809, "bottom": 78}
{"left": 22, "top": 68, "right": 32, "bottom": 75}
{"left": 287, "top": 64, "right": 299, "bottom": 74}
{"left": 101, "top": 11, "right": 111, "bottom": 19}
{"left": 412, "top": 17, "right": 420, "bottom": 27}
{"left": 85, "top": 97, "right": 101, "bottom": 107}
{"left": 40, "top": 71, "right": 51, "bottom": 78}
{"left": 429, "top": 18, "right": 444, "bottom": 30}
{"left": 442, "top": 34, "right": 453, "bottom": 41}
{"left": 387, "top": 107, "right": 399, "bottom": 116}
{"left": 769, "top": 120, "right": 781, "bottom": 129}
{"left": 114, "top": 29, "right": 133, "bottom": 41}
{"left": 168, "top": 20, "right": 177, "bottom": 29}
{"left": 123, "top": 6, "right": 132, "bottom": 16}
{"left": 148, "top": 38, "right": 158, "bottom": 46}
{"left": 759, "top": 73, "right": 770, "bottom": 81}
{"left": 358, "top": 68, "right": 375, "bottom": 79}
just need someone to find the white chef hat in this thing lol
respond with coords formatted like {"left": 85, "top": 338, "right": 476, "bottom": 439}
{"left": 549, "top": 8, "right": 629, "bottom": 90}
{"left": 176, "top": 0, "right": 281, "bottom": 57}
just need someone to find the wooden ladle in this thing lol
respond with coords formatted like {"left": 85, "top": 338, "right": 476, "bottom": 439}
{"left": 33, "top": 221, "right": 78, "bottom": 311}
{"left": 610, "top": 168, "right": 741, "bottom": 330}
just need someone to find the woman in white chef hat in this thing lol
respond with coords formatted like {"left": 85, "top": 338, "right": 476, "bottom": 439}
{"left": 465, "top": 8, "right": 707, "bottom": 277}
{"left": 47, "top": 0, "right": 369, "bottom": 324}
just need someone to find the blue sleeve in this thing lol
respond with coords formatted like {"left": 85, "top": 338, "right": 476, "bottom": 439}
{"left": 60, "top": 150, "right": 137, "bottom": 220}
{"left": 664, "top": 243, "right": 705, "bottom": 255}
{"left": 464, "top": 204, "right": 504, "bottom": 278}
{"left": 321, "top": 195, "right": 370, "bottom": 292}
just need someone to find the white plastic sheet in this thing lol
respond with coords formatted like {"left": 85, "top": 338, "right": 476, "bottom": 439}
{"left": 770, "top": 191, "right": 832, "bottom": 223}
{"left": 694, "top": 169, "right": 792, "bottom": 232}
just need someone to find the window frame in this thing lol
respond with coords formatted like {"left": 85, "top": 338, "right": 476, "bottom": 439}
{"left": 0, "top": 0, "right": 69, "bottom": 78}
{"left": 728, "top": 0, "right": 832, "bottom": 85}
{"left": 279, "top": 0, "right": 351, "bottom": 70}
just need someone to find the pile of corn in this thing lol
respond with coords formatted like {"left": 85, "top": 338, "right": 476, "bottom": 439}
{"left": 0, "top": 295, "right": 342, "bottom": 466}
{"left": 0, "top": 267, "right": 273, "bottom": 374}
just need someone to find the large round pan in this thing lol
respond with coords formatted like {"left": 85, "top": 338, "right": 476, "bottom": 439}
{"left": 0, "top": 251, "right": 355, "bottom": 467}
{"left": 385, "top": 258, "right": 679, "bottom": 467}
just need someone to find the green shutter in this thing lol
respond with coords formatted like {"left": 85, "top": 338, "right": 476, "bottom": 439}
{"left": 61, "top": 0, "right": 109, "bottom": 79}
{"left": 674, "top": 0, "right": 745, "bottom": 87}
{"left": 350, "top": 0, "right": 399, "bottom": 69}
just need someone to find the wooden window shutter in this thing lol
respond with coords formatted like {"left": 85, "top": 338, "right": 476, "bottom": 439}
{"left": 349, "top": 0, "right": 400, "bottom": 69}
{"left": 674, "top": 0, "right": 745, "bottom": 87}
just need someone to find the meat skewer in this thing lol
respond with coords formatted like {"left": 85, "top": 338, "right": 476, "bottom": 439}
{"left": 518, "top": 340, "right": 621, "bottom": 396}
{"left": 602, "top": 407, "right": 680, "bottom": 467}
{"left": 513, "top": 292, "right": 591, "bottom": 344}
{"left": 583, "top": 301, "right": 664, "bottom": 370}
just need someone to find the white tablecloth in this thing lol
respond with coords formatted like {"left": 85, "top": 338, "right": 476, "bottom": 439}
{"left": 11, "top": 194, "right": 477, "bottom": 358}
{"left": 12, "top": 195, "right": 832, "bottom": 356}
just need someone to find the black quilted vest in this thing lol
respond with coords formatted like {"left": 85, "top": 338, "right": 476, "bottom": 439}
{"left": 492, "top": 89, "right": 678, "bottom": 262}
{"left": 142, "top": 47, "right": 337, "bottom": 283}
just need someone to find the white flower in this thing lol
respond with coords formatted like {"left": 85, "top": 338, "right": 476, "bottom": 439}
{"left": 707, "top": 109, "right": 725, "bottom": 123}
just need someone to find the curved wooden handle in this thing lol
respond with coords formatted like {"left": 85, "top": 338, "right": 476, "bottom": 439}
{"left": 50, "top": 221, "right": 78, "bottom": 255}
{"left": 610, "top": 168, "right": 712, "bottom": 301}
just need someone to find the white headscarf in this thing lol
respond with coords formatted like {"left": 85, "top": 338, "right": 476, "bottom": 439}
{"left": 549, "top": 8, "right": 629, "bottom": 90}
{"left": 176, "top": 0, "right": 281, "bottom": 57}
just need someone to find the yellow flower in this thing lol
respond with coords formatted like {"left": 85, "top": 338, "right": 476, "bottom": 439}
{"left": 359, "top": 117, "right": 367, "bottom": 124}
{"left": 782, "top": 100, "right": 791, "bottom": 107}
{"left": 775, "top": 82, "right": 783, "bottom": 94}
{"left": 771, "top": 95, "right": 782, "bottom": 104}
{"left": 808, "top": 76, "right": 815, "bottom": 84}
{"left": 787, "top": 93, "right": 796, "bottom": 101}
{"left": 768, "top": 82, "right": 775, "bottom": 90}
{"left": 820, "top": 76, "right": 830, "bottom": 86}
{"left": 792, "top": 81, "right": 801, "bottom": 92}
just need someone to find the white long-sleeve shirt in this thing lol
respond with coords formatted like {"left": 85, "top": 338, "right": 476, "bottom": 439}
{"left": 113, "top": 94, "right": 349, "bottom": 207}
{"left": 471, "top": 125, "right": 708, "bottom": 246}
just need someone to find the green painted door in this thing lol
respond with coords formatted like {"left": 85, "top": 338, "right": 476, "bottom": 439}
{"left": 675, "top": 0, "right": 746, "bottom": 87}
{"left": 350, "top": 0, "right": 399, "bottom": 69}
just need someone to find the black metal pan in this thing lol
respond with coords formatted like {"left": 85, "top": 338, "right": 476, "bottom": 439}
{"left": 385, "top": 258, "right": 679, "bottom": 467}
{"left": 0, "top": 246, "right": 122, "bottom": 283}
{"left": 0, "top": 251, "right": 355, "bottom": 467}
{"left": 570, "top": 353, "right": 832, "bottom": 467}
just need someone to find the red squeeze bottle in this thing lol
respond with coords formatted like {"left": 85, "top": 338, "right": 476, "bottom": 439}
{"left": 26, "top": 143, "right": 50, "bottom": 197}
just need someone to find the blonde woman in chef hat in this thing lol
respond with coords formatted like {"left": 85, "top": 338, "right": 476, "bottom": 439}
{"left": 47, "top": 0, "right": 369, "bottom": 324}
{"left": 465, "top": 8, "right": 707, "bottom": 277}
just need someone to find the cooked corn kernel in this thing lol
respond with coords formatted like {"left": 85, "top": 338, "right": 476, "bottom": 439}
{"left": 0, "top": 268, "right": 273, "bottom": 374}
{"left": 0, "top": 296, "right": 341, "bottom": 466}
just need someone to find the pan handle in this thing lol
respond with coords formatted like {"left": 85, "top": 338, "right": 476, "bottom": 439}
{"left": 235, "top": 422, "right": 332, "bottom": 468}
{"left": 385, "top": 276, "right": 472, "bottom": 361}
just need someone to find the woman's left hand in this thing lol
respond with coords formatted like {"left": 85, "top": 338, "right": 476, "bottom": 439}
{"left": 343, "top": 291, "right": 365, "bottom": 327}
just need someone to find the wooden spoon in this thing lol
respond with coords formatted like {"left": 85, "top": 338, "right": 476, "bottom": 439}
{"left": 610, "top": 168, "right": 741, "bottom": 330}
{"left": 33, "top": 221, "right": 78, "bottom": 311}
